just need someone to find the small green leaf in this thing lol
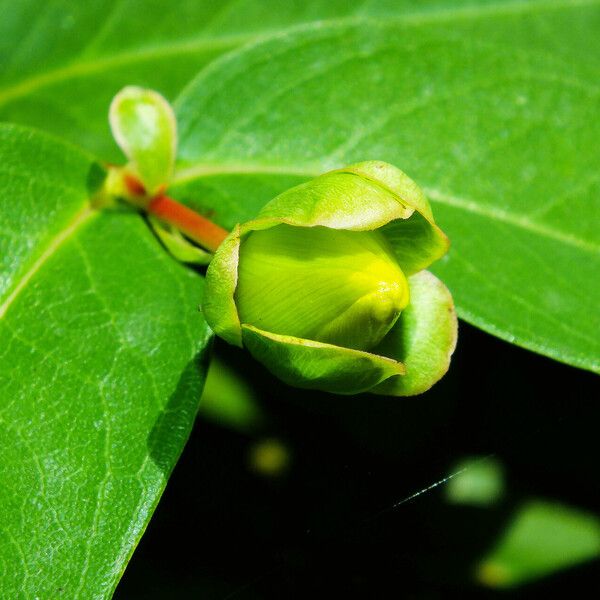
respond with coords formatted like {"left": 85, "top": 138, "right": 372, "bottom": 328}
{"left": 241, "top": 324, "right": 405, "bottom": 395}
{"left": 371, "top": 270, "right": 457, "bottom": 396}
{"left": 148, "top": 216, "right": 212, "bottom": 265}
{"left": 0, "top": 124, "right": 210, "bottom": 598}
{"left": 477, "top": 501, "right": 600, "bottom": 588}
{"left": 109, "top": 86, "right": 176, "bottom": 194}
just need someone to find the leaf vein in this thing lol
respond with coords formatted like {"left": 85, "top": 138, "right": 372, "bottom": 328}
{"left": 0, "top": 204, "right": 95, "bottom": 320}
{"left": 425, "top": 187, "right": 599, "bottom": 253}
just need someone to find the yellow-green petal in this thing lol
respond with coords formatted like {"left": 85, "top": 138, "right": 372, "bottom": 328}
{"left": 235, "top": 224, "right": 409, "bottom": 351}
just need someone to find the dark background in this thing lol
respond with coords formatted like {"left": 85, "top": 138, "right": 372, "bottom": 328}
{"left": 116, "top": 321, "right": 599, "bottom": 598}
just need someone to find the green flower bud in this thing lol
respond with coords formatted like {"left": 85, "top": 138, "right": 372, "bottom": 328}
{"left": 203, "top": 161, "right": 457, "bottom": 396}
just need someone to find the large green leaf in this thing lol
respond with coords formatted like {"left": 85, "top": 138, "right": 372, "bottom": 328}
{"left": 172, "top": 0, "right": 600, "bottom": 372}
{"left": 0, "top": 124, "right": 210, "bottom": 597}
{"left": 0, "top": 0, "right": 476, "bottom": 160}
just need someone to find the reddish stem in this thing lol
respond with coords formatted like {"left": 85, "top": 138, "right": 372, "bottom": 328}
{"left": 147, "top": 194, "right": 229, "bottom": 253}
{"left": 123, "top": 173, "right": 147, "bottom": 197}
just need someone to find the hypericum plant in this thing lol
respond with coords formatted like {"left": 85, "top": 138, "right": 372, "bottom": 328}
{"left": 109, "top": 87, "right": 457, "bottom": 396}
{"left": 2, "top": 4, "right": 598, "bottom": 596}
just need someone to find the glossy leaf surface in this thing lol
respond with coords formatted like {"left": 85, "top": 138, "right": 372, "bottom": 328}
{"left": 0, "top": 125, "right": 210, "bottom": 597}
{"left": 0, "top": 0, "right": 459, "bottom": 159}
{"left": 173, "top": 1, "right": 600, "bottom": 372}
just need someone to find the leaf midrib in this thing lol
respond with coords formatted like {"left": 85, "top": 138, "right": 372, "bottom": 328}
{"left": 0, "top": 204, "right": 95, "bottom": 320}
{"left": 0, "top": 0, "right": 597, "bottom": 109}
{"left": 425, "top": 188, "right": 599, "bottom": 254}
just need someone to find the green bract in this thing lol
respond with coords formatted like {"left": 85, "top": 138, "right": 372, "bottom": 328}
{"left": 109, "top": 86, "right": 177, "bottom": 195}
{"left": 203, "top": 161, "right": 457, "bottom": 396}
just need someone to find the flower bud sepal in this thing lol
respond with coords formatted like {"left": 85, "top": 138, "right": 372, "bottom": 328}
{"left": 242, "top": 325, "right": 406, "bottom": 394}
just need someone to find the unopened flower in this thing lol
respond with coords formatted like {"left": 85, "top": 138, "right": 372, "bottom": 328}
{"left": 203, "top": 161, "right": 457, "bottom": 396}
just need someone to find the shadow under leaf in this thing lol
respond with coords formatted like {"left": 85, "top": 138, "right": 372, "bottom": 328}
{"left": 147, "top": 349, "right": 210, "bottom": 474}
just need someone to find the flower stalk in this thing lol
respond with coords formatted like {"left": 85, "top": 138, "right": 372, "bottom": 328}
{"left": 146, "top": 193, "right": 228, "bottom": 253}
{"left": 105, "top": 167, "right": 229, "bottom": 253}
